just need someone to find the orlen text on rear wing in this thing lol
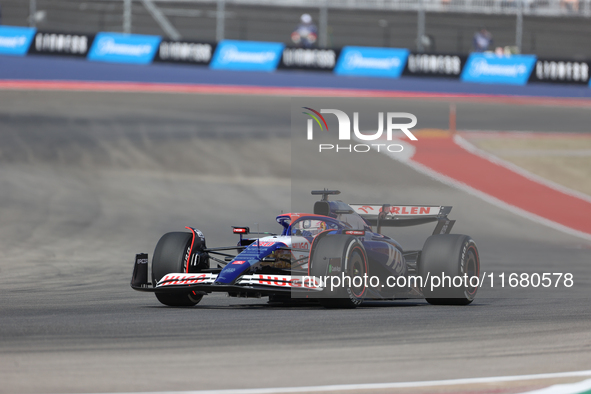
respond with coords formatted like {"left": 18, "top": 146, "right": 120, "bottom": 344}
{"left": 350, "top": 204, "right": 455, "bottom": 235}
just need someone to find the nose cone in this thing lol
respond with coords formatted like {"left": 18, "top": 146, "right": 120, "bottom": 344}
{"left": 214, "top": 237, "right": 288, "bottom": 285}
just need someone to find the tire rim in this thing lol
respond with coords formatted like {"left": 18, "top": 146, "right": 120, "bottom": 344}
{"left": 188, "top": 292, "right": 202, "bottom": 303}
{"left": 349, "top": 248, "right": 367, "bottom": 298}
{"left": 465, "top": 246, "right": 479, "bottom": 296}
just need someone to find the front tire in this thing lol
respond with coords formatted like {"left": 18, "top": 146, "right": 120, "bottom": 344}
{"left": 419, "top": 234, "right": 480, "bottom": 305}
{"left": 152, "top": 232, "right": 203, "bottom": 307}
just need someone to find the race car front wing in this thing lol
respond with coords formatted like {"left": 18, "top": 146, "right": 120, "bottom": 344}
{"left": 131, "top": 254, "right": 324, "bottom": 296}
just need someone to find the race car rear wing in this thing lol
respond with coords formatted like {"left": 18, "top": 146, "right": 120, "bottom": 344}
{"left": 349, "top": 204, "right": 455, "bottom": 235}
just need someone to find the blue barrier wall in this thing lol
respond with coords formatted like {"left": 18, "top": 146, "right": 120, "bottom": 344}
{"left": 334, "top": 47, "right": 409, "bottom": 78}
{"left": 0, "top": 26, "right": 36, "bottom": 56}
{"left": 210, "top": 40, "right": 284, "bottom": 72}
{"left": 461, "top": 53, "right": 537, "bottom": 85}
{"left": 2, "top": 54, "right": 591, "bottom": 98}
{"left": 87, "top": 32, "right": 161, "bottom": 64}
{"left": 2, "top": 25, "right": 591, "bottom": 95}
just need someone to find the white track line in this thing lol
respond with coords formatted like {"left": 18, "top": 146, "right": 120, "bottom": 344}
{"left": 373, "top": 137, "right": 591, "bottom": 242}
{"left": 454, "top": 134, "right": 591, "bottom": 205}
{"left": 517, "top": 378, "right": 591, "bottom": 394}
{"left": 403, "top": 157, "right": 591, "bottom": 242}
{"left": 86, "top": 370, "right": 591, "bottom": 394}
{"left": 478, "top": 149, "right": 591, "bottom": 157}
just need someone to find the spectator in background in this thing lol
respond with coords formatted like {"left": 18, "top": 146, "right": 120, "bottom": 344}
{"left": 561, "top": 0, "right": 579, "bottom": 12}
{"left": 473, "top": 27, "right": 493, "bottom": 52}
{"left": 291, "top": 14, "right": 318, "bottom": 48}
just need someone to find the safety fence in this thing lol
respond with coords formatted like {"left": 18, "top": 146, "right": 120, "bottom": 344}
{"left": 0, "top": 25, "right": 589, "bottom": 86}
{"left": 5, "top": 0, "right": 591, "bottom": 58}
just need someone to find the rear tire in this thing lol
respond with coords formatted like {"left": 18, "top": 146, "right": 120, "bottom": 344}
{"left": 152, "top": 232, "right": 203, "bottom": 307}
{"left": 309, "top": 234, "right": 368, "bottom": 309}
{"left": 419, "top": 234, "right": 480, "bottom": 305}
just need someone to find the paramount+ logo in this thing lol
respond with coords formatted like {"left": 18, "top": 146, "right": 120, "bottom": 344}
{"left": 302, "top": 108, "right": 418, "bottom": 153}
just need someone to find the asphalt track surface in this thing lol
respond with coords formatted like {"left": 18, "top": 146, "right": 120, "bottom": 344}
{"left": 0, "top": 91, "right": 590, "bottom": 394}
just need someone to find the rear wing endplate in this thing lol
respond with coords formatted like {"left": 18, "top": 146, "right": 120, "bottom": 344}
{"left": 349, "top": 204, "right": 455, "bottom": 235}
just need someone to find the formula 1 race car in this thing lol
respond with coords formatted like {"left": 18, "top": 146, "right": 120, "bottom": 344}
{"left": 131, "top": 190, "right": 481, "bottom": 308}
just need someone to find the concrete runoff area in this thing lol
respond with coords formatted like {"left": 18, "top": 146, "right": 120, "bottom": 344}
{"left": 0, "top": 91, "right": 590, "bottom": 394}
